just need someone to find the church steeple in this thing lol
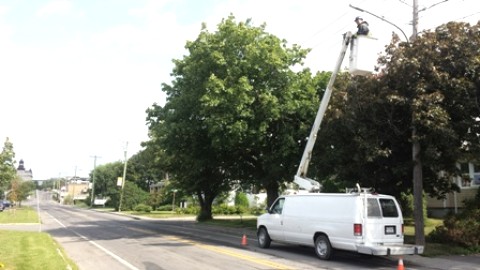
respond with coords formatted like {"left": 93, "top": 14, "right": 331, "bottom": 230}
{"left": 16, "top": 159, "right": 33, "bottom": 181}
{"left": 17, "top": 159, "right": 25, "bottom": 171}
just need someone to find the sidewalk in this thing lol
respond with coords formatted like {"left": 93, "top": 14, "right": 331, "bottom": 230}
{"left": 400, "top": 253, "right": 480, "bottom": 270}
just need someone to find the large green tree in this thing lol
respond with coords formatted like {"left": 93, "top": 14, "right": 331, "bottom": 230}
{"left": 146, "top": 15, "right": 317, "bottom": 219}
{"left": 0, "top": 137, "right": 16, "bottom": 192}
{"left": 128, "top": 147, "right": 167, "bottom": 191}
{"left": 313, "top": 22, "right": 480, "bottom": 245}
{"left": 90, "top": 162, "right": 124, "bottom": 209}
{"left": 9, "top": 177, "right": 35, "bottom": 206}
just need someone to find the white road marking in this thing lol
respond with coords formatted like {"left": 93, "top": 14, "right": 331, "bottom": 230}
{"left": 46, "top": 212, "right": 139, "bottom": 270}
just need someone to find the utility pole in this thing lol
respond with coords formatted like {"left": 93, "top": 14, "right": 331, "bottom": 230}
{"left": 351, "top": 0, "right": 424, "bottom": 246}
{"left": 410, "top": 0, "right": 425, "bottom": 246}
{"left": 412, "top": 0, "right": 419, "bottom": 40}
{"left": 72, "top": 166, "right": 77, "bottom": 205}
{"left": 90, "top": 155, "right": 100, "bottom": 207}
{"left": 118, "top": 142, "right": 128, "bottom": 212}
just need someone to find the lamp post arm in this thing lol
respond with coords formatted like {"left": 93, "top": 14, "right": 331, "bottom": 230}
{"left": 349, "top": 4, "right": 409, "bottom": 42}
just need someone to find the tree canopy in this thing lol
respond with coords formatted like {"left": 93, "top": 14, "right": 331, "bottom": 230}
{"left": 146, "top": 15, "right": 318, "bottom": 219}
{"left": 0, "top": 138, "right": 16, "bottom": 191}
{"left": 142, "top": 17, "right": 480, "bottom": 227}
{"left": 313, "top": 21, "right": 480, "bottom": 199}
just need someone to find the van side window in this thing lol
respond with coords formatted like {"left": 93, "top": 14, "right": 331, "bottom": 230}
{"left": 379, "top": 199, "right": 399, "bottom": 217}
{"left": 367, "top": 198, "right": 381, "bottom": 217}
{"left": 270, "top": 198, "right": 285, "bottom": 214}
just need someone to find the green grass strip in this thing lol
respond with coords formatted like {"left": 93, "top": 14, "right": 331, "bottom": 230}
{"left": 0, "top": 207, "right": 39, "bottom": 224}
{"left": 0, "top": 230, "right": 78, "bottom": 270}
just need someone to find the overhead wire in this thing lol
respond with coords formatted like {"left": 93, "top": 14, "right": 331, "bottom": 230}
{"left": 298, "top": 0, "right": 409, "bottom": 72}
{"left": 418, "top": 0, "right": 479, "bottom": 30}
{"left": 419, "top": 0, "right": 449, "bottom": 12}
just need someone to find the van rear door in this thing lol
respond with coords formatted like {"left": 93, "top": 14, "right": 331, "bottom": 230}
{"left": 365, "top": 197, "right": 403, "bottom": 244}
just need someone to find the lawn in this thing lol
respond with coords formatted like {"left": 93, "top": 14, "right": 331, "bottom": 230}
{"left": 0, "top": 206, "right": 78, "bottom": 270}
{"left": 0, "top": 207, "right": 39, "bottom": 224}
{"left": 0, "top": 230, "right": 78, "bottom": 270}
{"left": 126, "top": 210, "right": 195, "bottom": 219}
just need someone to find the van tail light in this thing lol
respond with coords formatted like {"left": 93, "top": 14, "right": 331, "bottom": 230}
{"left": 354, "top": 224, "right": 362, "bottom": 236}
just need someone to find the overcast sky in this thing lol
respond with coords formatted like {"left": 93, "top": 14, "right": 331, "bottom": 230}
{"left": 0, "top": 0, "right": 478, "bottom": 179}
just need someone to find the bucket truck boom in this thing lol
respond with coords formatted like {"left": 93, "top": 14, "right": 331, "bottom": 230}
{"left": 294, "top": 32, "right": 354, "bottom": 192}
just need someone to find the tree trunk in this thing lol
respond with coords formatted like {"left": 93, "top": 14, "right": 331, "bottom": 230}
{"left": 196, "top": 191, "right": 214, "bottom": 221}
{"left": 265, "top": 181, "right": 279, "bottom": 208}
{"left": 412, "top": 127, "right": 425, "bottom": 246}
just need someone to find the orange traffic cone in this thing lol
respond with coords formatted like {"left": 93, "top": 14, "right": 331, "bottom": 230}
{"left": 241, "top": 234, "right": 248, "bottom": 246}
{"left": 397, "top": 258, "right": 405, "bottom": 270}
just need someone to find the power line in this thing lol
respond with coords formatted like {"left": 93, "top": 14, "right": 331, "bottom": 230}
{"left": 456, "top": 11, "right": 480, "bottom": 20}
{"left": 397, "top": 0, "right": 412, "bottom": 7}
{"left": 301, "top": 10, "right": 352, "bottom": 45}
{"left": 419, "top": 0, "right": 449, "bottom": 12}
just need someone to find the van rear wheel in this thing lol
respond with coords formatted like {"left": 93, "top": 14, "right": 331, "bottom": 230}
{"left": 257, "top": 227, "right": 271, "bottom": 248}
{"left": 315, "top": 235, "right": 332, "bottom": 260}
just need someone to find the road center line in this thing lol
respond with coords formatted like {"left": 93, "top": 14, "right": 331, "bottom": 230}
{"left": 167, "top": 236, "right": 294, "bottom": 270}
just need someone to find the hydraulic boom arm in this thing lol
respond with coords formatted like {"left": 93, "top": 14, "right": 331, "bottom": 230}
{"left": 294, "top": 32, "right": 353, "bottom": 192}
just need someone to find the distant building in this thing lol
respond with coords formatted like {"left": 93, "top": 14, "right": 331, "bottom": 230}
{"left": 16, "top": 159, "right": 33, "bottom": 181}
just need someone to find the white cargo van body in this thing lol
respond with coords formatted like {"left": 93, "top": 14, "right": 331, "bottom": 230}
{"left": 257, "top": 192, "right": 423, "bottom": 260}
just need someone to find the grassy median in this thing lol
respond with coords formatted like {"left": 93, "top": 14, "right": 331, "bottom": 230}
{"left": 0, "top": 207, "right": 78, "bottom": 270}
{"left": 0, "top": 207, "right": 39, "bottom": 223}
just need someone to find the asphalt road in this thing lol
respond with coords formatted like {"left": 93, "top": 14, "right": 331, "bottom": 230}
{"left": 10, "top": 191, "right": 480, "bottom": 270}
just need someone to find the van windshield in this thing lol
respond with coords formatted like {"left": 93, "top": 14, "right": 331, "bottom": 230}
{"left": 367, "top": 198, "right": 399, "bottom": 218}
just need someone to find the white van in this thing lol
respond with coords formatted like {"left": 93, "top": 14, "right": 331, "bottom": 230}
{"left": 256, "top": 189, "right": 424, "bottom": 260}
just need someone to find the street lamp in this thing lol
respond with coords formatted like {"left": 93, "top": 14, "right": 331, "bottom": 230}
{"left": 349, "top": 4, "right": 409, "bottom": 42}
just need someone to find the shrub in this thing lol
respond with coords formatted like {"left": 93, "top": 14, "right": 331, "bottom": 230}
{"left": 235, "top": 206, "right": 247, "bottom": 216}
{"left": 157, "top": 205, "right": 173, "bottom": 211}
{"left": 399, "top": 191, "right": 427, "bottom": 220}
{"left": 429, "top": 209, "right": 480, "bottom": 248}
{"left": 250, "top": 206, "right": 266, "bottom": 215}
{"left": 179, "top": 206, "right": 199, "bottom": 214}
{"left": 429, "top": 188, "right": 480, "bottom": 249}
{"left": 400, "top": 192, "right": 414, "bottom": 218}
{"left": 63, "top": 195, "right": 73, "bottom": 205}
{"left": 234, "top": 192, "right": 249, "bottom": 208}
{"left": 148, "top": 192, "right": 163, "bottom": 210}
{"left": 120, "top": 182, "right": 149, "bottom": 211}
{"left": 134, "top": 203, "right": 152, "bottom": 213}
{"left": 212, "top": 205, "right": 236, "bottom": 215}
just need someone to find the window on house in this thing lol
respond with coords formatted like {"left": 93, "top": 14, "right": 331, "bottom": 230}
{"left": 460, "top": 162, "right": 472, "bottom": 187}
{"left": 472, "top": 162, "right": 480, "bottom": 186}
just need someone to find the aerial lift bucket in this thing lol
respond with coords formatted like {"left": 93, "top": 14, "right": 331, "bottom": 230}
{"left": 349, "top": 35, "right": 380, "bottom": 76}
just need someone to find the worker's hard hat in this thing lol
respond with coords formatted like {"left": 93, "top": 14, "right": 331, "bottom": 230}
{"left": 354, "top": 16, "right": 363, "bottom": 22}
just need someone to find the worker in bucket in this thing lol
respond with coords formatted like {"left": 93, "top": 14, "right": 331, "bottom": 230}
{"left": 354, "top": 16, "right": 369, "bottom": 35}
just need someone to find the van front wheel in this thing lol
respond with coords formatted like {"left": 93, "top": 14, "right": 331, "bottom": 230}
{"left": 257, "top": 227, "right": 271, "bottom": 248}
{"left": 314, "top": 235, "right": 332, "bottom": 260}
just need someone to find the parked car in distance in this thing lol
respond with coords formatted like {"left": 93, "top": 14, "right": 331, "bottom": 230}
{"left": 0, "top": 202, "right": 4, "bottom": 211}
{"left": 2, "top": 200, "right": 11, "bottom": 208}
